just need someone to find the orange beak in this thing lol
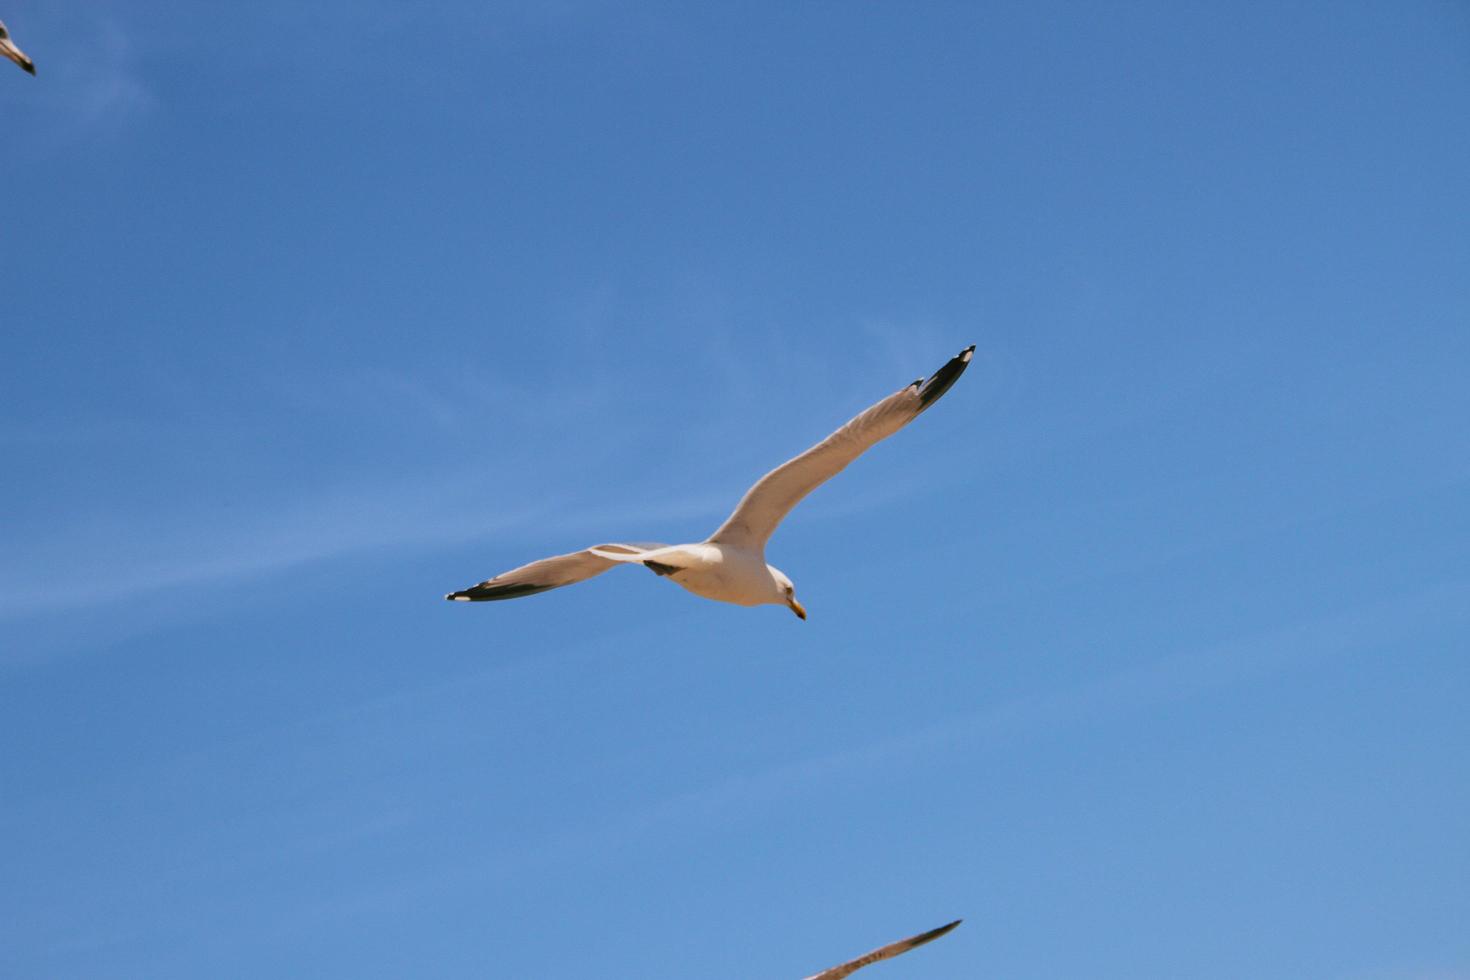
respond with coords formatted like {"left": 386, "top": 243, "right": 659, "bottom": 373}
{"left": 787, "top": 597, "right": 807, "bottom": 620}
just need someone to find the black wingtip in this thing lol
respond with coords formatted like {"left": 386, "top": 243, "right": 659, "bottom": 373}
{"left": 22, "top": 61, "right": 35, "bottom": 75}
{"left": 915, "top": 345, "right": 975, "bottom": 411}
{"left": 445, "top": 581, "right": 556, "bottom": 602}
{"left": 907, "top": 920, "right": 963, "bottom": 948}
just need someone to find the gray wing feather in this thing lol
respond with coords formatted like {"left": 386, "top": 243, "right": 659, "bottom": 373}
{"left": 708, "top": 346, "right": 973, "bottom": 550}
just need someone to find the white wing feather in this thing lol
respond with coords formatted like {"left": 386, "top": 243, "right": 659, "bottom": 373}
{"left": 707, "top": 346, "right": 974, "bottom": 550}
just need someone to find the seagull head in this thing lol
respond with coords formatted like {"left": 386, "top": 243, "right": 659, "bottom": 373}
{"left": 769, "top": 566, "right": 806, "bottom": 620}
{"left": 0, "top": 21, "right": 34, "bottom": 75}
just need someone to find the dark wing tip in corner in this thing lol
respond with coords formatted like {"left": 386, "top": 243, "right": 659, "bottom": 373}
{"left": 445, "top": 581, "right": 556, "bottom": 602}
{"left": 906, "top": 920, "right": 963, "bottom": 949}
{"left": 915, "top": 345, "right": 975, "bottom": 411}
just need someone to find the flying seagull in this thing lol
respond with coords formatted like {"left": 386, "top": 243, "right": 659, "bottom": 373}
{"left": 446, "top": 344, "right": 975, "bottom": 618}
{"left": 801, "top": 919, "right": 962, "bottom": 979}
{"left": 0, "top": 19, "right": 34, "bottom": 75}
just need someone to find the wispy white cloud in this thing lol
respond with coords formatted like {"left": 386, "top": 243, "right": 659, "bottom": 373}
{"left": 0, "top": 457, "right": 737, "bottom": 632}
{"left": 0, "top": 466, "right": 540, "bottom": 622}
{"left": 0, "top": 353, "right": 749, "bottom": 637}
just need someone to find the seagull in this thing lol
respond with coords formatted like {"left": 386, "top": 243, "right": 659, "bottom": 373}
{"left": 446, "top": 344, "right": 974, "bottom": 618}
{"left": 801, "top": 919, "right": 962, "bottom": 979}
{"left": 0, "top": 19, "right": 34, "bottom": 75}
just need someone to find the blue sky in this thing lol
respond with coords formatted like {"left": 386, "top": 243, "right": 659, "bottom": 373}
{"left": 2, "top": 2, "right": 1468, "bottom": 977}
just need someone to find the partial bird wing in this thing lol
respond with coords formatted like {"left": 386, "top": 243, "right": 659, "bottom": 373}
{"left": 445, "top": 543, "right": 667, "bottom": 601}
{"left": 707, "top": 345, "right": 974, "bottom": 550}
{"left": 801, "top": 920, "right": 962, "bottom": 980}
{"left": 0, "top": 20, "right": 35, "bottom": 75}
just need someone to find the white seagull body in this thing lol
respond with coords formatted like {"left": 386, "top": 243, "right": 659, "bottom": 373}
{"left": 0, "top": 19, "right": 35, "bottom": 75}
{"left": 801, "top": 919, "right": 962, "bottom": 979}
{"left": 446, "top": 345, "right": 975, "bottom": 618}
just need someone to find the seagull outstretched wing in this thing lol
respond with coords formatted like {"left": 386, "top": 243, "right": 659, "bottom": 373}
{"left": 445, "top": 543, "right": 668, "bottom": 601}
{"left": 707, "top": 345, "right": 974, "bottom": 550}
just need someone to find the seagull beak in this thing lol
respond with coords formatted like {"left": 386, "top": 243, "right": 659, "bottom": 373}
{"left": 787, "top": 597, "right": 807, "bottom": 620}
{"left": 1, "top": 39, "right": 33, "bottom": 75}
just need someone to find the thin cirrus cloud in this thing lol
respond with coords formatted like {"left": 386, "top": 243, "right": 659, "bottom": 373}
{"left": 0, "top": 472, "right": 544, "bottom": 622}
{"left": 0, "top": 352, "right": 632, "bottom": 624}
{"left": 0, "top": 457, "right": 726, "bottom": 628}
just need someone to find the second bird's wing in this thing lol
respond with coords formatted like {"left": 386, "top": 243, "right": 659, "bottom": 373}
{"left": 801, "top": 919, "right": 962, "bottom": 980}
